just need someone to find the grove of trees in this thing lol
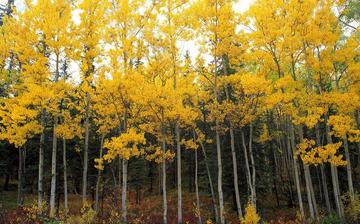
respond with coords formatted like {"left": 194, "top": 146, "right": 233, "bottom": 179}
{"left": 0, "top": 0, "right": 359, "bottom": 223}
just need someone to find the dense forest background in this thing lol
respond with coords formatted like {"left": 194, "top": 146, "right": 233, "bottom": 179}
{"left": 0, "top": 0, "right": 359, "bottom": 223}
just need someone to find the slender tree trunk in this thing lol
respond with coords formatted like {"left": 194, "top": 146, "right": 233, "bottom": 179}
{"left": 122, "top": 111, "right": 128, "bottom": 222}
{"left": 63, "top": 138, "right": 68, "bottom": 215}
{"left": 355, "top": 110, "right": 360, "bottom": 168}
{"left": 215, "top": 122, "right": 225, "bottom": 224}
{"left": 82, "top": 92, "right": 90, "bottom": 204}
{"left": 119, "top": 157, "right": 122, "bottom": 188}
{"left": 198, "top": 134, "right": 219, "bottom": 223}
{"left": 289, "top": 121, "right": 304, "bottom": 217}
{"left": 344, "top": 136, "right": 354, "bottom": 200}
{"left": 222, "top": 56, "right": 242, "bottom": 218}
{"left": 176, "top": 124, "right": 182, "bottom": 224}
{"left": 320, "top": 164, "right": 331, "bottom": 211}
{"left": 325, "top": 115, "right": 344, "bottom": 218}
{"left": 161, "top": 116, "right": 168, "bottom": 224}
{"left": 315, "top": 124, "right": 331, "bottom": 213}
{"left": 38, "top": 109, "right": 45, "bottom": 210}
{"left": 304, "top": 165, "right": 315, "bottom": 219}
{"left": 248, "top": 123, "right": 256, "bottom": 207}
{"left": 17, "top": 148, "right": 24, "bottom": 206}
{"left": 309, "top": 168, "right": 318, "bottom": 217}
{"left": 95, "top": 134, "right": 105, "bottom": 212}
{"left": 298, "top": 126, "right": 316, "bottom": 218}
{"left": 50, "top": 54, "right": 60, "bottom": 218}
{"left": 50, "top": 116, "right": 58, "bottom": 218}
{"left": 330, "top": 165, "right": 343, "bottom": 217}
{"left": 122, "top": 159, "right": 128, "bottom": 223}
{"left": 230, "top": 126, "right": 242, "bottom": 218}
{"left": 162, "top": 150, "right": 167, "bottom": 224}
{"left": 272, "top": 150, "right": 280, "bottom": 207}
{"left": 195, "top": 148, "right": 202, "bottom": 224}
{"left": 281, "top": 133, "right": 294, "bottom": 207}
{"left": 241, "top": 130, "right": 253, "bottom": 203}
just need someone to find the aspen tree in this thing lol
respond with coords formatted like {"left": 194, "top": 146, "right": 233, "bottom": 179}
{"left": 188, "top": 0, "right": 238, "bottom": 221}
{"left": 154, "top": 0, "right": 190, "bottom": 221}
{"left": 76, "top": 0, "right": 108, "bottom": 204}
{"left": 24, "top": 0, "right": 73, "bottom": 216}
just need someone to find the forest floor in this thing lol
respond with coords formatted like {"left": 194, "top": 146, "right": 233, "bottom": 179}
{"left": 0, "top": 179, "right": 314, "bottom": 223}
{"left": 0, "top": 188, "right": 304, "bottom": 223}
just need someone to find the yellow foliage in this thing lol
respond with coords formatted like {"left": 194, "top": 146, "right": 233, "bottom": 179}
{"left": 23, "top": 200, "right": 48, "bottom": 221}
{"left": 296, "top": 139, "right": 347, "bottom": 166}
{"left": 102, "top": 128, "right": 146, "bottom": 163}
{"left": 79, "top": 201, "right": 96, "bottom": 224}
{"left": 328, "top": 115, "right": 360, "bottom": 142}
{"left": 257, "top": 124, "right": 272, "bottom": 144}
{"left": 240, "top": 202, "right": 260, "bottom": 224}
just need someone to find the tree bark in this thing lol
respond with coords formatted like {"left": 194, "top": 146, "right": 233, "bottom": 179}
{"left": 195, "top": 148, "right": 202, "bottom": 224}
{"left": 122, "top": 159, "right": 128, "bottom": 223}
{"left": 198, "top": 134, "right": 219, "bottom": 223}
{"left": 17, "top": 147, "right": 24, "bottom": 206}
{"left": 304, "top": 165, "right": 315, "bottom": 219}
{"left": 121, "top": 111, "right": 128, "bottom": 222}
{"left": 230, "top": 126, "right": 242, "bottom": 218}
{"left": 298, "top": 125, "right": 316, "bottom": 218}
{"left": 176, "top": 124, "right": 182, "bottom": 224}
{"left": 161, "top": 114, "right": 168, "bottom": 224}
{"left": 248, "top": 123, "right": 256, "bottom": 207}
{"left": 63, "top": 138, "right": 68, "bottom": 215}
{"left": 50, "top": 54, "right": 60, "bottom": 218}
{"left": 308, "top": 167, "right": 318, "bottom": 217}
{"left": 289, "top": 121, "right": 304, "bottom": 217}
{"left": 344, "top": 136, "right": 354, "bottom": 200}
{"left": 241, "top": 130, "right": 253, "bottom": 205}
{"left": 324, "top": 114, "right": 344, "bottom": 218}
{"left": 50, "top": 116, "right": 58, "bottom": 218}
{"left": 82, "top": 91, "right": 90, "bottom": 204}
{"left": 38, "top": 109, "right": 45, "bottom": 210}
{"left": 315, "top": 124, "right": 331, "bottom": 213}
{"left": 222, "top": 55, "right": 242, "bottom": 218}
{"left": 215, "top": 123, "right": 224, "bottom": 224}
{"left": 95, "top": 134, "right": 105, "bottom": 212}
{"left": 162, "top": 147, "right": 167, "bottom": 224}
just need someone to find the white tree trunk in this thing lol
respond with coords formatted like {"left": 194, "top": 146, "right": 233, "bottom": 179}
{"left": 122, "top": 159, "right": 128, "bottom": 223}
{"left": 95, "top": 134, "right": 105, "bottom": 212}
{"left": 176, "top": 124, "right": 182, "bottom": 224}
{"left": 82, "top": 92, "right": 90, "bottom": 204}
{"left": 298, "top": 125, "right": 316, "bottom": 218}
{"left": 241, "top": 130, "right": 253, "bottom": 204}
{"left": 215, "top": 123, "right": 225, "bottom": 224}
{"left": 195, "top": 148, "right": 202, "bottom": 224}
{"left": 162, "top": 149, "right": 167, "bottom": 224}
{"left": 50, "top": 116, "right": 58, "bottom": 218}
{"left": 161, "top": 117, "right": 168, "bottom": 224}
{"left": 315, "top": 124, "right": 331, "bottom": 213}
{"left": 325, "top": 115, "right": 344, "bottom": 218}
{"left": 198, "top": 135, "right": 219, "bottom": 222}
{"left": 63, "top": 138, "right": 68, "bottom": 214}
{"left": 50, "top": 54, "right": 60, "bottom": 218}
{"left": 248, "top": 124, "right": 256, "bottom": 207}
{"left": 289, "top": 121, "right": 304, "bottom": 217}
{"left": 344, "top": 136, "right": 354, "bottom": 200}
{"left": 222, "top": 56, "right": 242, "bottom": 218}
{"left": 308, "top": 167, "right": 318, "bottom": 217}
{"left": 38, "top": 109, "right": 45, "bottom": 210}
{"left": 230, "top": 126, "right": 242, "bottom": 218}
{"left": 304, "top": 165, "right": 315, "bottom": 219}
